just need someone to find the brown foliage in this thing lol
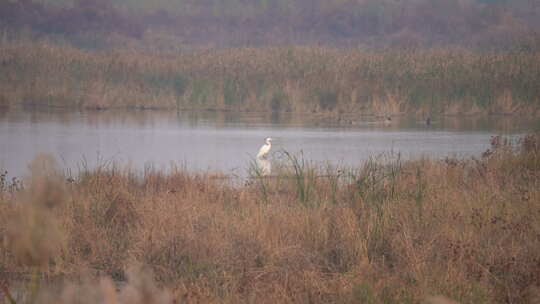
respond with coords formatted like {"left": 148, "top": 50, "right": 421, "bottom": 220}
{"left": 1, "top": 41, "right": 540, "bottom": 116}
{"left": 0, "top": 134, "right": 539, "bottom": 303}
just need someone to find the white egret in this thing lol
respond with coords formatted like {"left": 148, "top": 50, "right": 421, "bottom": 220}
{"left": 256, "top": 137, "right": 272, "bottom": 159}
{"left": 256, "top": 137, "right": 272, "bottom": 176}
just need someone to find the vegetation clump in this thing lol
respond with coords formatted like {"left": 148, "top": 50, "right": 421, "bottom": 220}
{"left": 1, "top": 42, "right": 539, "bottom": 115}
{"left": 0, "top": 134, "right": 539, "bottom": 303}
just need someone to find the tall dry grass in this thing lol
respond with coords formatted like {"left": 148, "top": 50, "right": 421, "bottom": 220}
{"left": 1, "top": 41, "right": 539, "bottom": 116}
{"left": 0, "top": 134, "right": 539, "bottom": 303}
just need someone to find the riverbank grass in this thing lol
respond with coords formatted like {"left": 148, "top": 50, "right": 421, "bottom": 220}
{"left": 0, "top": 134, "right": 539, "bottom": 303}
{"left": 1, "top": 41, "right": 539, "bottom": 115}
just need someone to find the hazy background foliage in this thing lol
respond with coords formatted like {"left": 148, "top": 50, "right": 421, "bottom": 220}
{"left": 1, "top": 0, "right": 540, "bottom": 49}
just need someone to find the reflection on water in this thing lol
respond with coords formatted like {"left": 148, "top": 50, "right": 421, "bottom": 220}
{"left": 256, "top": 158, "right": 271, "bottom": 176}
{"left": 1, "top": 108, "right": 538, "bottom": 178}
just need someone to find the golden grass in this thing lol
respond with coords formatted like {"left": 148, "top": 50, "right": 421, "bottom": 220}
{"left": 0, "top": 133, "right": 539, "bottom": 303}
{"left": 1, "top": 41, "right": 539, "bottom": 116}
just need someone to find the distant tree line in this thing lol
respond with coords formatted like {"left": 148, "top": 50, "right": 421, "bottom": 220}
{"left": 0, "top": 0, "right": 143, "bottom": 38}
{"left": 1, "top": 0, "right": 539, "bottom": 48}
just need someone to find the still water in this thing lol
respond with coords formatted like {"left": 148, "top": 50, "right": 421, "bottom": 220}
{"left": 1, "top": 109, "right": 538, "bottom": 178}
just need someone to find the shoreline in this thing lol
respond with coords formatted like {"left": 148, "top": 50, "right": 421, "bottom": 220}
{"left": 4, "top": 103, "right": 540, "bottom": 118}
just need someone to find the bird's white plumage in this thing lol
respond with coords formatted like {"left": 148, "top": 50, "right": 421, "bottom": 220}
{"left": 256, "top": 137, "right": 272, "bottom": 176}
{"left": 256, "top": 137, "right": 272, "bottom": 159}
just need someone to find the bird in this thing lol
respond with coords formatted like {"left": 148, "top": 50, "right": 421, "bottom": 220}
{"left": 256, "top": 137, "right": 272, "bottom": 176}
{"left": 256, "top": 137, "right": 272, "bottom": 160}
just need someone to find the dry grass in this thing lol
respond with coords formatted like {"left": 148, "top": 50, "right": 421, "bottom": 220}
{"left": 1, "top": 41, "right": 539, "bottom": 116}
{"left": 0, "top": 134, "right": 539, "bottom": 303}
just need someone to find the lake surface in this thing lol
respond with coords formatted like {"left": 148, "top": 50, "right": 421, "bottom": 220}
{"left": 1, "top": 108, "right": 538, "bottom": 179}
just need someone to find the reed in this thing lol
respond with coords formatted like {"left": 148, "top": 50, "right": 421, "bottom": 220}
{"left": 1, "top": 41, "right": 539, "bottom": 115}
{"left": 0, "top": 133, "right": 539, "bottom": 303}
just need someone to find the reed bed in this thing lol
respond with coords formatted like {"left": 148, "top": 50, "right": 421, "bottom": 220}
{"left": 0, "top": 134, "right": 539, "bottom": 303}
{"left": 1, "top": 41, "right": 539, "bottom": 116}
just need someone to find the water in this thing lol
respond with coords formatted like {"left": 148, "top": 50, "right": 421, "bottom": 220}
{"left": 1, "top": 108, "right": 538, "bottom": 179}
